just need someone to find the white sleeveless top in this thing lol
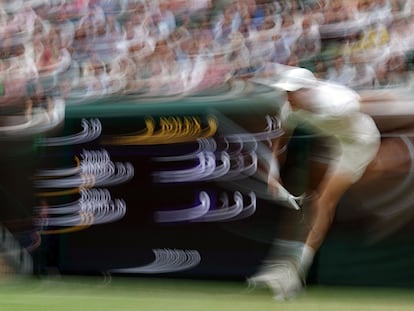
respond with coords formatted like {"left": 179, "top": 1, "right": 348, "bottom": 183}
{"left": 282, "top": 82, "right": 379, "bottom": 145}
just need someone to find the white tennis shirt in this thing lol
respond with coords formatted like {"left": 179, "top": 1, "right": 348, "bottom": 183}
{"left": 281, "top": 81, "right": 381, "bottom": 181}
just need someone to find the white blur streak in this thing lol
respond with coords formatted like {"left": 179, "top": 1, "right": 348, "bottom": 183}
{"left": 0, "top": 223, "right": 33, "bottom": 275}
{"left": 0, "top": 99, "right": 65, "bottom": 136}
{"left": 153, "top": 115, "right": 280, "bottom": 183}
{"left": 216, "top": 115, "right": 282, "bottom": 180}
{"left": 196, "top": 191, "right": 256, "bottom": 222}
{"left": 34, "top": 188, "right": 126, "bottom": 226}
{"left": 153, "top": 151, "right": 230, "bottom": 183}
{"left": 223, "top": 175, "right": 303, "bottom": 211}
{"left": 224, "top": 115, "right": 283, "bottom": 143}
{"left": 35, "top": 149, "right": 134, "bottom": 188}
{"left": 39, "top": 118, "right": 102, "bottom": 147}
{"left": 153, "top": 138, "right": 218, "bottom": 183}
{"left": 154, "top": 191, "right": 210, "bottom": 223}
{"left": 153, "top": 136, "right": 259, "bottom": 183}
{"left": 217, "top": 137, "right": 258, "bottom": 181}
{"left": 155, "top": 191, "right": 256, "bottom": 223}
{"left": 231, "top": 191, "right": 256, "bottom": 220}
{"left": 196, "top": 191, "right": 243, "bottom": 222}
{"left": 110, "top": 249, "right": 201, "bottom": 274}
{"left": 0, "top": 110, "right": 47, "bottom": 132}
{"left": 36, "top": 163, "right": 82, "bottom": 178}
{"left": 153, "top": 138, "right": 218, "bottom": 162}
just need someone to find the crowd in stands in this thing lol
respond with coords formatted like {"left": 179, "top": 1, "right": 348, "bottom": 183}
{"left": 1, "top": 0, "right": 414, "bottom": 119}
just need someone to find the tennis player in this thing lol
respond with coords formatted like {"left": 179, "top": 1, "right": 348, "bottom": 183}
{"left": 249, "top": 66, "right": 381, "bottom": 300}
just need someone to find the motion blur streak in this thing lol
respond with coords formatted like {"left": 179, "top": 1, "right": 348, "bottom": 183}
{"left": 38, "top": 118, "right": 102, "bottom": 147}
{"left": 104, "top": 116, "right": 218, "bottom": 145}
{"left": 110, "top": 249, "right": 201, "bottom": 274}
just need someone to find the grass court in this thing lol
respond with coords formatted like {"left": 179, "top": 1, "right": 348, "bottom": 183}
{"left": 1, "top": 276, "right": 414, "bottom": 311}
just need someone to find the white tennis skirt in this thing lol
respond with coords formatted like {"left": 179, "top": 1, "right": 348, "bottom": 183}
{"left": 328, "top": 113, "right": 381, "bottom": 183}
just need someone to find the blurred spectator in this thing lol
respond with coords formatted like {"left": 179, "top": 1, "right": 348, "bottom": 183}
{"left": 384, "top": 53, "right": 409, "bottom": 85}
{"left": 105, "top": 14, "right": 122, "bottom": 37}
{"left": 186, "top": 0, "right": 213, "bottom": 21}
{"left": 54, "top": 9, "right": 75, "bottom": 51}
{"left": 322, "top": 0, "right": 353, "bottom": 24}
{"left": 326, "top": 54, "right": 356, "bottom": 85}
{"left": 271, "top": 33, "right": 291, "bottom": 64}
{"left": 294, "top": 15, "right": 321, "bottom": 60}
{"left": 371, "top": 0, "right": 393, "bottom": 25}
{"left": 388, "top": 16, "right": 414, "bottom": 54}
{"left": 303, "top": 1, "right": 325, "bottom": 25}
{"left": 313, "top": 58, "right": 328, "bottom": 79}
{"left": 155, "top": 0, "right": 177, "bottom": 40}
{"left": 358, "top": 22, "right": 390, "bottom": 51}
{"left": 213, "top": 2, "right": 242, "bottom": 43}
{"left": 98, "top": 0, "right": 122, "bottom": 16}
{"left": 348, "top": 56, "right": 379, "bottom": 88}
{"left": 0, "top": 0, "right": 413, "bottom": 104}
{"left": 279, "top": 13, "right": 302, "bottom": 52}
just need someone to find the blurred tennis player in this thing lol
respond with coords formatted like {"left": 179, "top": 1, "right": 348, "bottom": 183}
{"left": 249, "top": 66, "right": 381, "bottom": 300}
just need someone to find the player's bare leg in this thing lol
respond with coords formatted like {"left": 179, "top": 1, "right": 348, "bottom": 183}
{"left": 299, "top": 173, "right": 355, "bottom": 278}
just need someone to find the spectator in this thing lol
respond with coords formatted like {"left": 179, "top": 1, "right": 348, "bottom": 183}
{"left": 348, "top": 57, "right": 379, "bottom": 89}
{"left": 279, "top": 13, "right": 302, "bottom": 52}
{"left": 212, "top": 3, "right": 242, "bottom": 43}
{"left": 294, "top": 15, "right": 321, "bottom": 60}
{"left": 326, "top": 54, "right": 356, "bottom": 86}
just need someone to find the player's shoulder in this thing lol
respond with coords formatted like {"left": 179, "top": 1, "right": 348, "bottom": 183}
{"left": 310, "top": 81, "right": 360, "bottom": 114}
{"left": 316, "top": 80, "right": 356, "bottom": 93}
{"left": 315, "top": 81, "right": 360, "bottom": 101}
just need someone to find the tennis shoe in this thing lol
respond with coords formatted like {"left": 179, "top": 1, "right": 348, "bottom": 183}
{"left": 247, "top": 260, "right": 304, "bottom": 301}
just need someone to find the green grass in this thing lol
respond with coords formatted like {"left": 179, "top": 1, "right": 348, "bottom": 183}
{"left": 1, "top": 276, "right": 414, "bottom": 311}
